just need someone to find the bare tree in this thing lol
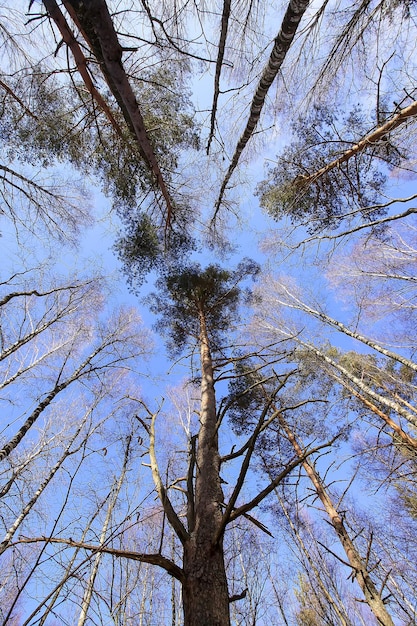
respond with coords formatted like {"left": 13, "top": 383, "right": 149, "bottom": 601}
{"left": 276, "top": 412, "right": 394, "bottom": 625}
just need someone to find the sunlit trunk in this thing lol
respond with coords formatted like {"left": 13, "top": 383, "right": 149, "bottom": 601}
{"left": 181, "top": 307, "right": 230, "bottom": 626}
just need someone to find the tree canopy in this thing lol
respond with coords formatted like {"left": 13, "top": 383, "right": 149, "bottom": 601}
{"left": 1, "top": 1, "right": 417, "bottom": 624}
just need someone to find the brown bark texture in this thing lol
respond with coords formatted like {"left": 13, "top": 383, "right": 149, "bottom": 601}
{"left": 180, "top": 308, "right": 230, "bottom": 626}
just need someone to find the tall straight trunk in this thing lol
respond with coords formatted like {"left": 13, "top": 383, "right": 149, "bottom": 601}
{"left": 181, "top": 308, "right": 230, "bottom": 626}
{"left": 214, "top": 0, "right": 309, "bottom": 217}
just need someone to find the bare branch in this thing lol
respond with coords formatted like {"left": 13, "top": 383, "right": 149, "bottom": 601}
{"left": 15, "top": 536, "right": 184, "bottom": 581}
{"left": 148, "top": 410, "right": 189, "bottom": 545}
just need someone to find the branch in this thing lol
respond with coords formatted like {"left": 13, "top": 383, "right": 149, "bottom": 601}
{"left": 0, "top": 282, "right": 89, "bottom": 308}
{"left": 215, "top": 399, "right": 278, "bottom": 543}
{"left": 42, "top": 0, "right": 124, "bottom": 138}
{"left": 275, "top": 280, "right": 417, "bottom": 373}
{"left": 137, "top": 0, "right": 220, "bottom": 66}
{"left": 148, "top": 410, "right": 189, "bottom": 544}
{"left": 282, "top": 193, "right": 417, "bottom": 249}
{"left": 331, "top": 373, "right": 417, "bottom": 451}
{"left": 0, "top": 78, "right": 38, "bottom": 120}
{"left": 16, "top": 536, "right": 184, "bottom": 581}
{"left": 0, "top": 334, "right": 129, "bottom": 461}
{"left": 295, "top": 98, "right": 417, "bottom": 190}
{"left": 300, "top": 339, "right": 417, "bottom": 429}
{"left": 64, "top": 0, "right": 176, "bottom": 227}
{"left": 229, "top": 588, "right": 248, "bottom": 603}
{"left": 228, "top": 440, "right": 334, "bottom": 523}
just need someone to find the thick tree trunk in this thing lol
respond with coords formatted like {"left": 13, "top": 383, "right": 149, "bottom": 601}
{"left": 180, "top": 308, "right": 230, "bottom": 626}
{"left": 63, "top": 0, "right": 175, "bottom": 224}
{"left": 182, "top": 540, "right": 230, "bottom": 626}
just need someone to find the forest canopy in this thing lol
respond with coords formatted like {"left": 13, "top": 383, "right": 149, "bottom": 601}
{"left": 0, "top": 1, "right": 417, "bottom": 625}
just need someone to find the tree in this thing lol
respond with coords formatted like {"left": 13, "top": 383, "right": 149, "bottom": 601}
{"left": 254, "top": 273, "right": 417, "bottom": 431}
{"left": 277, "top": 413, "right": 394, "bottom": 626}
{"left": 226, "top": 355, "right": 396, "bottom": 624}
{"left": 0, "top": 254, "right": 153, "bottom": 623}
{"left": 146, "top": 261, "right": 255, "bottom": 625}
{"left": 109, "top": 260, "right": 329, "bottom": 625}
{"left": 213, "top": 0, "right": 310, "bottom": 218}
{"left": 1, "top": 0, "right": 417, "bottom": 623}
{"left": 277, "top": 498, "right": 355, "bottom": 626}
{"left": 257, "top": 99, "right": 417, "bottom": 232}
{"left": 1, "top": 3, "right": 198, "bottom": 261}
{"left": 256, "top": 103, "right": 411, "bottom": 233}
{"left": 250, "top": 276, "right": 417, "bottom": 622}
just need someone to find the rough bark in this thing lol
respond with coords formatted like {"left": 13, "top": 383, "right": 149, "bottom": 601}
{"left": 181, "top": 307, "right": 230, "bottom": 626}
{"left": 63, "top": 0, "right": 175, "bottom": 225}
{"left": 42, "top": 0, "right": 124, "bottom": 138}
{"left": 182, "top": 540, "right": 230, "bottom": 626}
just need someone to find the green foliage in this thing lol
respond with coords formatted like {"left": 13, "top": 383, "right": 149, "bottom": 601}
{"left": 132, "top": 67, "right": 200, "bottom": 166}
{"left": 0, "top": 64, "right": 198, "bottom": 202}
{"left": 0, "top": 62, "right": 200, "bottom": 273}
{"left": 0, "top": 68, "right": 84, "bottom": 168}
{"left": 338, "top": 350, "right": 416, "bottom": 392}
{"left": 147, "top": 259, "right": 260, "bottom": 356}
{"left": 338, "top": 351, "right": 380, "bottom": 384}
{"left": 256, "top": 104, "right": 405, "bottom": 233}
{"left": 114, "top": 209, "right": 196, "bottom": 289}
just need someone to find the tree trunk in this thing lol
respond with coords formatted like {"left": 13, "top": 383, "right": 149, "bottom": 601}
{"left": 180, "top": 308, "right": 230, "bottom": 626}
{"left": 280, "top": 416, "right": 395, "bottom": 626}
{"left": 77, "top": 436, "right": 132, "bottom": 626}
{"left": 214, "top": 0, "right": 309, "bottom": 217}
{"left": 278, "top": 495, "right": 353, "bottom": 626}
{"left": 182, "top": 540, "right": 230, "bottom": 626}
